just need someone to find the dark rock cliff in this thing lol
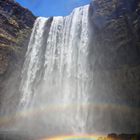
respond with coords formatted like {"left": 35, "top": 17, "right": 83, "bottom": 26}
{"left": 97, "top": 133, "right": 140, "bottom": 140}
{"left": 89, "top": 0, "right": 140, "bottom": 68}
{"left": 88, "top": 0, "right": 140, "bottom": 133}
{"left": 0, "top": 0, "right": 35, "bottom": 74}
{"left": 0, "top": 0, "right": 35, "bottom": 115}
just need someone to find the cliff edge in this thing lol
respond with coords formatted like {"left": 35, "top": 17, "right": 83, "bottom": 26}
{"left": 0, "top": 0, "right": 36, "bottom": 115}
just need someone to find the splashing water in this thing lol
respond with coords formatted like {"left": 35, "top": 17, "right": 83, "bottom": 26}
{"left": 18, "top": 5, "right": 92, "bottom": 136}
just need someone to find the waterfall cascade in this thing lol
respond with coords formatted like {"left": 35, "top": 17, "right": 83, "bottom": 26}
{"left": 18, "top": 5, "right": 92, "bottom": 136}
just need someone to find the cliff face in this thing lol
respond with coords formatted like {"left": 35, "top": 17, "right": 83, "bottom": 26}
{"left": 0, "top": 0, "right": 35, "bottom": 114}
{"left": 0, "top": 0, "right": 35, "bottom": 75}
{"left": 88, "top": 0, "right": 140, "bottom": 133}
{"left": 89, "top": 0, "right": 140, "bottom": 68}
{"left": 96, "top": 133, "right": 140, "bottom": 140}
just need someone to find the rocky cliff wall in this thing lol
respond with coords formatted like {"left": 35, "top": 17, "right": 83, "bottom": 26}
{"left": 88, "top": 0, "right": 140, "bottom": 133}
{"left": 0, "top": 0, "right": 35, "bottom": 74}
{"left": 0, "top": 0, "right": 36, "bottom": 115}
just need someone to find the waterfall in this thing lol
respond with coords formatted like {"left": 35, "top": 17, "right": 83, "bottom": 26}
{"left": 18, "top": 5, "right": 91, "bottom": 135}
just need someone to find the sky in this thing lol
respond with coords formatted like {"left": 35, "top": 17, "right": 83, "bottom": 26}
{"left": 15, "top": 0, "right": 91, "bottom": 17}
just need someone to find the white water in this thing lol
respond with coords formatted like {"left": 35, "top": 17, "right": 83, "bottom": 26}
{"left": 18, "top": 5, "right": 91, "bottom": 135}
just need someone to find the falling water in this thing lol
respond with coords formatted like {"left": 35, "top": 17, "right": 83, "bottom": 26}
{"left": 18, "top": 5, "right": 91, "bottom": 136}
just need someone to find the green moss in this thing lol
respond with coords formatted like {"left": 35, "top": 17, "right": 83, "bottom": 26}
{"left": 0, "top": 33, "right": 16, "bottom": 43}
{"left": 131, "top": 137, "right": 136, "bottom": 140}
{"left": 16, "top": 28, "right": 31, "bottom": 45}
{"left": 97, "top": 137, "right": 108, "bottom": 140}
{"left": 0, "top": 44, "right": 21, "bottom": 52}
{"left": 8, "top": 17, "right": 19, "bottom": 28}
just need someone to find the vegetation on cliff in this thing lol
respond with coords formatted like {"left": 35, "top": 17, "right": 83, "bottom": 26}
{"left": 0, "top": 0, "right": 35, "bottom": 75}
{"left": 0, "top": 0, "right": 36, "bottom": 114}
{"left": 96, "top": 133, "right": 140, "bottom": 140}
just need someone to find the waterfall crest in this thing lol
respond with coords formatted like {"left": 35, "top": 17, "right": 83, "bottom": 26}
{"left": 18, "top": 5, "right": 91, "bottom": 135}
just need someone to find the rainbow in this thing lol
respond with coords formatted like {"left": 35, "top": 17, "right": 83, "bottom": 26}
{"left": 40, "top": 134, "right": 100, "bottom": 140}
{"left": 0, "top": 102, "right": 139, "bottom": 127}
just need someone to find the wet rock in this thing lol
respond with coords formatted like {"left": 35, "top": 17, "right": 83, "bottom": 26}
{"left": 0, "top": 0, "right": 36, "bottom": 75}
{"left": 89, "top": 0, "right": 140, "bottom": 69}
{"left": 107, "top": 133, "right": 140, "bottom": 140}
{"left": 88, "top": 0, "right": 140, "bottom": 132}
{"left": 0, "top": 0, "right": 36, "bottom": 117}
